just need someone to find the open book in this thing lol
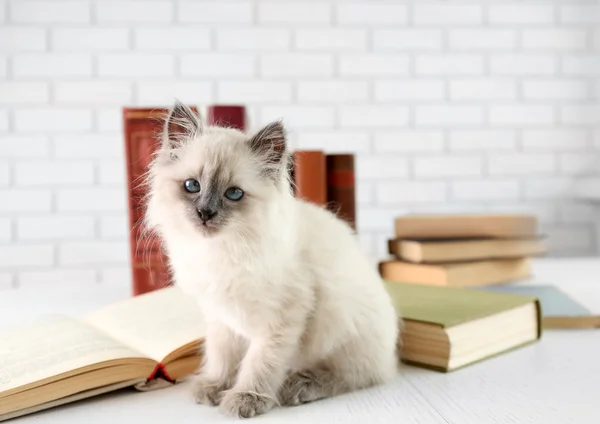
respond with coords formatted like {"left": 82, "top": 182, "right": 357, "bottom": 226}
{"left": 0, "top": 287, "right": 206, "bottom": 422}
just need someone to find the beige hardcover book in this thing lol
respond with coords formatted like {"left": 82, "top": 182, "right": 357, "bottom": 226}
{"left": 379, "top": 257, "right": 531, "bottom": 287}
{"left": 388, "top": 237, "right": 547, "bottom": 263}
{"left": 394, "top": 214, "right": 538, "bottom": 240}
{"left": 385, "top": 281, "right": 542, "bottom": 372}
{"left": 0, "top": 286, "right": 206, "bottom": 422}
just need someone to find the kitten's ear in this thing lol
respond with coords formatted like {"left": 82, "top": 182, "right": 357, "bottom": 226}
{"left": 162, "top": 100, "right": 202, "bottom": 151}
{"left": 248, "top": 120, "right": 287, "bottom": 165}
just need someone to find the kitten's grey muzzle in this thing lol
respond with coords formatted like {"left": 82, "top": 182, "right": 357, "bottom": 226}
{"left": 197, "top": 208, "right": 218, "bottom": 223}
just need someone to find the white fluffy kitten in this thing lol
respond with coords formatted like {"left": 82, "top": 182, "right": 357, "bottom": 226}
{"left": 144, "top": 102, "right": 401, "bottom": 418}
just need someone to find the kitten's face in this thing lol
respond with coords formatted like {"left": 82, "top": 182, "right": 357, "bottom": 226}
{"left": 168, "top": 130, "right": 263, "bottom": 237}
{"left": 146, "top": 102, "right": 288, "bottom": 239}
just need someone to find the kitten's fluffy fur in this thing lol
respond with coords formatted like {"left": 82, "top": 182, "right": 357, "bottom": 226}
{"left": 144, "top": 102, "right": 401, "bottom": 418}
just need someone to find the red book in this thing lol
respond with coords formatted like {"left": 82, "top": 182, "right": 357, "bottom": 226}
{"left": 326, "top": 154, "right": 356, "bottom": 231}
{"left": 122, "top": 106, "right": 198, "bottom": 296}
{"left": 207, "top": 105, "right": 246, "bottom": 131}
{"left": 292, "top": 150, "right": 327, "bottom": 206}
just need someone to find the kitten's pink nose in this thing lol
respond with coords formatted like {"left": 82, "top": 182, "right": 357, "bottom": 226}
{"left": 198, "top": 208, "right": 217, "bottom": 223}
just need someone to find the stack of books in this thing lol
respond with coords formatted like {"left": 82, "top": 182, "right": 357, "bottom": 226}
{"left": 290, "top": 150, "right": 356, "bottom": 231}
{"left": 379, "top": 213, "right": 547, "bottom": 287}
{"left": 380, "top": 213, "right": 600, "bottom": 373}
{"left": 379, "top": 213, "right": 548, "bottom": 372}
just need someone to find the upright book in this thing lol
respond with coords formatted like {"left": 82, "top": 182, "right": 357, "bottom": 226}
{"left": 123, "top": 107, "right": 184, "bottom": 295}
{"left": 385, "top": 281, "right": 542, "bottom": 372}
{"left": 326, "top": 153, "right": 356, "bottom": 231}
{"left": 206, "top": 105, "right": 246, "bottom": 131}
{"left": 291, "top": 150, "right": 327, "bottom": 205}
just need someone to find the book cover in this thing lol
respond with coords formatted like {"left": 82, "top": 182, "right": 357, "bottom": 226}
{"left": 326, "top": 154, "right": 356, "bottom": 230}
{"left": 477, "top": 284, "right": 600, "bottom": 329}
{"left": 122, "top": 107, "right": 196, "bottom": 296}
{"left": 384, "top": 281, "right": 542, "bottom": 372}
{"left": 379, "top": 257, "right": 531, "bottom": 287}
{"left": 394, "top": 214, "right": 538, "bottom": 240}
{"left": 292, "top": 150, "right": 327, "bottom": 206}
{"left": 386, "top": 281, "right": 541, "bottom": 329}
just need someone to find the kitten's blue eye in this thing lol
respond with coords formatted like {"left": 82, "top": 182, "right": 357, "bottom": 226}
{"left": 184, "top": 179, "right": 200, "bottom": 193}
{"left": 225, "top": 187, "right": 244, "bottom": 201}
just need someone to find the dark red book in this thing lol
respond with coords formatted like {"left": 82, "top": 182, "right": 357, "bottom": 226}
{"left": 292, "top": 150, "right": 327, "bottom": 206}
{"left": 326, "top": 154, "right": 356, "bottom": 231}
{"left": 122, "top": 106, "right": 198, "bottom": 296}
{"left": 207, "top": 105, "right": 246, "bottom": 131}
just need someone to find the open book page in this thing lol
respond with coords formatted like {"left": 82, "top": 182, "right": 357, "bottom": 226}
{"left": 0, "top": 315, "right": 145, "bottom": 394}
{"left": 84, "top": 286, "right": 206, "bottom": 363}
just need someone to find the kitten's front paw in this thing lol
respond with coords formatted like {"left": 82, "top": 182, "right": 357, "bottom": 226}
{"left": 192, "top": 376, "right": 228, "bottom": 406}
{"left": 219, "top": 391, "right": 274, "bottom": 418}
{"left": 278, "top": 371, "right": 316, "bottom": 406}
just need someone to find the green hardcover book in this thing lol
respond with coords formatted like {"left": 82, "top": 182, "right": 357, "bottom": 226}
{"left": 384, "top": 281, "right": 542, "bottom": 372}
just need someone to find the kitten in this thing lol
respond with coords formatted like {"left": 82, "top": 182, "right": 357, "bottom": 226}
{"left": 144, "top": 101, "right": 401, "bottom": 418}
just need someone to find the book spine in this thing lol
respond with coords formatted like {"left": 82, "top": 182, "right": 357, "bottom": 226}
{"left": 326, "top": 154, "right": 356, "bottom": 230}
{"left": 292, "top": 150, "right": 327, "bottom": 206}
{"left": 122, "top": 107, "right": 196, "bottom": 296}
{"left": 207, "top": 105, "right": 246, "bottom": 131}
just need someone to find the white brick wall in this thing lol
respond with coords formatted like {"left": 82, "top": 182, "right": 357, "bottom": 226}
{"left": 11, "top": 0, "right": 90, "bottom": 23}
{"left": 488, "top": 5, "right": 554, "bottom": 25}
{"left": 0, "top": 82, "right": 50, "bottom": 104}
{"left": 55, "top": 81, "right": 133, "bottom": 104}
{"left": 13, "top": 54, "right": 93, "bottom": 77}
{"left": 0, "top": 162, "right": 8, "bottom": 186}
{"left": 15, "top": 161, "right": 95, "bottom": 186}
{"left": 134, "top": 28, "right": 211, "bottom": 51}
{"left": 98, "top": 54, "right": 175, "bottom": 77}
{"left": 0, "top": 218, "right": 10, "bottom": 243}
{"left": 14, "top": 109, "right": 93, "bottom": 132}
{"left": 178, "top": 1, "right": 253, "bottom": 24}
{"left": 374, "top": 131, "right": 444, "bottom": 153}
{"left": 413, "top": 5, "right": 482, "bottom": 25}
{"left": 52, "top": 28, "right": 129, "bottom": 51}
{"left": 217, "top": 29, "right": 290, "bottom": 51}
{"left": 452, "top": 180, "right": 520, "bottom": 201}
{"left": 337, "top": 3, "right": 407, "bottom": 25}
{"left": 373, "top": 30, "right": 441, "bottom": 50}
{"left": 182, "top": 53, "right": 255, "bottom": 76}
{"left": 57, "top": 189, "right": 125, "bottom": 212}
{"left": 0, "top": 0, "right": 598, "bottom": 288}
{"left": 0, "top": 28, "right": 46, "bottom": 51}
{"left": 17, "top": 216, "right": 95, "bottom": 240}
{"left": 95, "top": 1, "right": 173, "bottom": 23}
{"left": 58, "top": 241, "right": 128, "bottom": 266}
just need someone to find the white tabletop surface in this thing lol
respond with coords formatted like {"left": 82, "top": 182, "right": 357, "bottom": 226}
{"left": 1, "top": 257, "right": 600, "bottom": 424}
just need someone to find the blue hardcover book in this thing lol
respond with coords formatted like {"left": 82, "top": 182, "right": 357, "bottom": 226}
{"left": 477, "top": 284, "right": 600, "bottom": 329}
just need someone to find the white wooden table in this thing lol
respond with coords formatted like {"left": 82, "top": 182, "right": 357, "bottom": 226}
{"left": 1, "top": 258, "right": 600, "bottom": 423}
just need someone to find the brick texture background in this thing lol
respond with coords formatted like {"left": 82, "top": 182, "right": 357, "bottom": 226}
{"left": 1, "top": 0, "right": 599, "bottom": 289}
